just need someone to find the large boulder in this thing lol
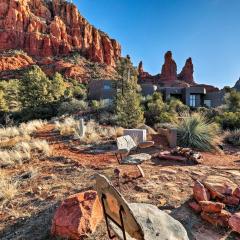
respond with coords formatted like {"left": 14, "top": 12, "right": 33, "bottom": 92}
{"left": 128, "top": 203, "right": 189, "bottom": 240}
{"left": 229, "top": 212, "right": 240, "bottom": 233}
{"left": 51, "top": 190, "right": 103, "bottom": 239}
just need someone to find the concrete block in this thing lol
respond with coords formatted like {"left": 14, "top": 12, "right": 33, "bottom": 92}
{"left": 123, "top": 129, "right": 147, "bottom": 145}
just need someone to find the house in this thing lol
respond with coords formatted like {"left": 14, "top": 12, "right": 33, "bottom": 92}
{"left": 88, "top": 80, "right": 224, "bottom": 108}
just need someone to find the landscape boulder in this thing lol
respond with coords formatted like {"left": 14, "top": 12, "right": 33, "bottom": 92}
{"left": 223, "top": 196, "right": 239, "bottom": 206}
{"left": 229, "top": 212, "right": 240, "bottom": 233}
{"left": 51, "top": 190, "right": 103, "bottom": 239}
{"left": 199, "top": 201, "right": 225, "bottom": 213}
{"left": 193, "top": 180, "right": 210, "bottom": 202}
{"left": 188, "top": 201, "right": 202, "bottom": 213}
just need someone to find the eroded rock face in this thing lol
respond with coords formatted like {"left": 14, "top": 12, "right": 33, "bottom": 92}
{"left": 0, "top": 0, "right": 121, "bottom": 67}
{"left": 178, "top": 58, "right": 195, "bottom": 84}
{"left": 51, "top": 190, "right": 103, "bottom": 239}
{"left": 160, "top": 51, "right": 177, "bottom": 82}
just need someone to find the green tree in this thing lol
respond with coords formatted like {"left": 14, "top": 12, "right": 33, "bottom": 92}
{"left": 115, "top": 56, "right": 144, "bottom": 128}
{"left": 225, "top": 90, "right": 240, "bottom": 112}
{"left": 20, "top": 66, "right": 53, "bottom": 108}
{"left": 0, "top": 90, "right": 8, "bottom": 112}
{"left": 51, "top": 73, "right": 66, "bottom": 100}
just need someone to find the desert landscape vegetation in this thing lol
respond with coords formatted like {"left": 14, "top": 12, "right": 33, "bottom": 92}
{"left": 1, "top": 0, "right": 240, "bottom": 239}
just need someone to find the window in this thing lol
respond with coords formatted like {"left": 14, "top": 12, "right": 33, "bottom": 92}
{"left": 190, "top": 94, "right": 196, "bottom": 107}
{"left": 103, "top": 84, "right": 111, "bottom": 90}
{"left": 204, "top": 100, "right": 212, "bottom": 108}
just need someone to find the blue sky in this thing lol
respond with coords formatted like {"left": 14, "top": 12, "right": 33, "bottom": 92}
{"left": 74, "top": 0, "right": 240, "bottom": 88}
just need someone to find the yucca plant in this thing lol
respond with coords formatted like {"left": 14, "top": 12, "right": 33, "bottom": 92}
{"left": 224, "top": 129, "right": 240, "bottom": 146}
{"left": 175, "top": 112, "right": 220, "bottom": 151}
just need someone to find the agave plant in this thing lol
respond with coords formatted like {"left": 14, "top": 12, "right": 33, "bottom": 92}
{"left": 175, "top": 112, "right": 220, "bottom": 151}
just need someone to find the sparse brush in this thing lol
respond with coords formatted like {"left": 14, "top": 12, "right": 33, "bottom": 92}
{"left": 0, "top": 150, "right": 31, "bottom": 167}
{"left": 224, "top": 129, "right": 240, "bottom": 146}
{"left": 0, "top": 135, "right": 31, "bottom": 149}
{"left": 30, "top": 140, "right": 52, "bottom": 156}
{"left": 0, "top": 127, "right": 20, "bottom": 139}
{"left": 175, "top": 112, "right": 220, "bottom": 151}
{"left": 0, "top": 172, "right": 18, "bottom": 202}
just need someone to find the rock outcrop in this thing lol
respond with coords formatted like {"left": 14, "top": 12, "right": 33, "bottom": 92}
{"left": 0, "top": 0, "right": 121, "bottom": 67}
{"left": 178, "top": 58, "right": 195, "bottom": 84}
{"left": 160, "top": 51, "right": 177, "bottom": 82}
{"left": 138, "top": 51, "right": 196, "bottom": 86}
{"left": 233, "top": 77, "right": 240, "bottom": 91}
{"left": 51, "top": 190, "right": 103, "bottom": 239}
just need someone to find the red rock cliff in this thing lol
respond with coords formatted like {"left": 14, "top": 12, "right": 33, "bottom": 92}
{"left": 0, "top": 0, "right": 121, "bottom": 66}
{"left": 160, "top": 51, "right": 177, "bottom": 81}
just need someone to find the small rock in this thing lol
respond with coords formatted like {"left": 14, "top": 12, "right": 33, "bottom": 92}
{"left": 233, "top": 187, "right": 240, "bottom": 198}
{"left": 189, "top": 201, "right": 202, "bottom": 213}
{"left": 199, "top": 201, "right": 225, "bottom": 213}
{"left": 229, "top": 212, "right": 240, "bottom": 233}
{"left": 193, "top": 180, "right": 210, "bottom": 202}
{"left": 223, "top": 196, "right": 240, "bottom": 206}
{"left": 201, "top": 210, "right": 231, "bottom": 227}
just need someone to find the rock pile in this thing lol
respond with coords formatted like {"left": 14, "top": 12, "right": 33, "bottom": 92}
{"left": 189, "top": 176, "right": 240, "bottom": 233}
{"left": 158, "top": 147, "right": 202, "bottom": 164}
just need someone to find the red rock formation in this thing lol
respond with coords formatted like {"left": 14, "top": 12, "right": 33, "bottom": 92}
{"left": 0, "top": 53, "right": 34, "bottom": 71}
{"left": 229, "top": 212, "right": 240, "bottom": 233}
{"left": 0, "top": 0, "right": 121, "bottom": 67}
{"left": 193, "top": 180, "right": 210, "bottom": 202}
{"left": 51, "top": 190, "right": 103, "bottom": 239}
{"left": 178, "top": 58, "right": 195, "bottom": 84}
{"left": 199, "top": 201, "right": 225, "bottom": 213}
{"left": 160, "top": 51, "right": 177, "bottom": 82}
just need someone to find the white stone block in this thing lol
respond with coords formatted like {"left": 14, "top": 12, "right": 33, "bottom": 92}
{"left": 123, "top": 129, "right": 147, "bottom": 145}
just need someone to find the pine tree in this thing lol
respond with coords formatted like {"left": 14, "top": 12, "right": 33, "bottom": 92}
{"left": 115, "top": 56, "right": 144, "bottom": 128}
{"left": 20, "top": 66, "right": 53, "bottom": 108}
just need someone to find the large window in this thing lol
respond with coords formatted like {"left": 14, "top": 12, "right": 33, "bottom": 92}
{"left": 190, "top": 94, "right": 196, "bottom": 107}
{"left": 204, "top": 100, "right": 212, "bottom": 108}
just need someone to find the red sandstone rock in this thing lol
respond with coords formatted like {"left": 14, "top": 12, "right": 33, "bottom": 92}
{"left": 229, "top": 212, "right": 240, "bottom": 233}
{"left": 201, "top": 210, "right": 231, "bottom": 227}
{"left": 233, "top": 187, "right": 240, "bottom": 198}
{"left": 189, "top": 201, "right": 202, "bottom": 213}
{"left": 51, "top": 190, "right": 103, "bottom": 239}
{"left": 199, "top": 201, "right": 225, "bottom": 213}
{"left": 0, "top": 54, "right": 35, "bottom": 71}
{"left": 193, "top": 180, "right": 210, "bottom": 202}
{"left": 160, "top": 51, "right": 177, "bottom": 82}
{"left": 223, "top": 196, "right": 240, "bottom": 206}
{"left": 0, "top": 0, "right": 121, "bottom": 67}
{"left": 178, "top": 58, "right": 195, "bottom": 84}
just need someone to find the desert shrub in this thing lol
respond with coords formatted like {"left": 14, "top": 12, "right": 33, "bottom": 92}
{"left": 0, "top": 150, "right": 31, "bottom": 167}
{"left": 225, "top": 90, "right": 240, "bottom": 112}
{"left": 0, "top": 172, "right": 18, "bottom": 202}
{"left": 215, "top": 112, "right": 240, "bottom": 130}
{"left": 224, "top": 129, "right": 240, "bottom": 146}
{"left": 58, "top": 99, "right": 88, "bottom": 116}
{"left": 145, "top": 92, "right": 177, "bottom": 126}
{"left": 175, "top": 112, "right": 220, "bottom": 151}
{"left": 168, "top": 98, "right": 190, "bottom": 114}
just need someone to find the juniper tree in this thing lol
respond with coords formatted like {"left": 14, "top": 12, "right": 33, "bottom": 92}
{"left": 115, "top": 56, "right": 144, "bottom": 128}
{"left": 51, "top": 72, "right": 66, "bottom": 101}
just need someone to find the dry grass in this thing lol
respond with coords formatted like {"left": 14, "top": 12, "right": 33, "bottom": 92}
{"left": 0, "top": 120, "right": 46, "bottom": 140}
{"left": 0, "top": 171, "right": 18, "bottom": 202}
{"left": 55, "top": 117, "right": 116, "bottom": 144}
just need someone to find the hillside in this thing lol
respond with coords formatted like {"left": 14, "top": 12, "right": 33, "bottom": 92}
{"left": 0, "top": 0, "right": 121, "bottom": 82}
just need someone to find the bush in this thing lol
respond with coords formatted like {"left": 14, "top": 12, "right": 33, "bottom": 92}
{"left": 215, "top": 112, "right": 240, "bottom": 130}
{"left": 145, "top": 92, "right": 177, "bottom": 126}
{"left": 58, "top": 99, "right": 88, "bottom": 116}
{"left": 224, "top": 129, "right": 240, "bottom": 146}
{"left": 175, "top": 112, "right": 220, "bottom": 151}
